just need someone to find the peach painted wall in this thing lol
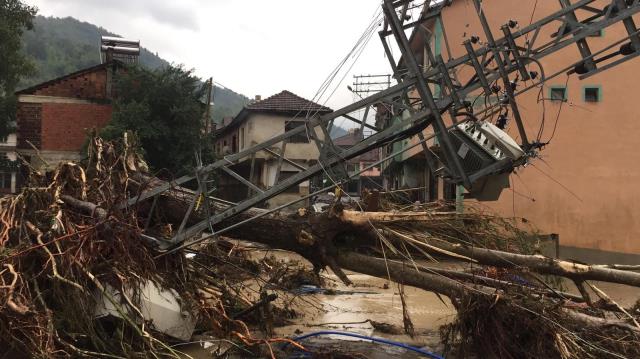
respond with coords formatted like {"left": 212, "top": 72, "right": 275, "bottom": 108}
{"left": 424, "top": 0, "right": 640, "bottom": 254}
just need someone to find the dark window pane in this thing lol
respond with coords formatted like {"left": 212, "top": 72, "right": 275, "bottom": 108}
{"left": 285, "top": 121, "right": 310, "bottom": 143}
{"left": 0, "top": 172, "right": 10, "bottom": 189}
{"left": 584, "top": 87, "right": 600, "bottom": 102}
{"left": 550, "top": 88, "right": 566, "bottom": 101}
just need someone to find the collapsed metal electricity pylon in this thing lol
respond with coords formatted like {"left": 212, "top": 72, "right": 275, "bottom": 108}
{"left": 125, "top": 0, "right": 640, "bottom": 251}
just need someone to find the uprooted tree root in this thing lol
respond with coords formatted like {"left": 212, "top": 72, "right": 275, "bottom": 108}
{"left": 441, "top": 294, "right": 640, "bottom": 359}
{"left": 0, "top": 135, "right": 305, "bottom": 358}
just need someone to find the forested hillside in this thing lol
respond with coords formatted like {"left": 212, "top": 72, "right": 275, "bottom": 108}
{"left": 19, "top": 16, "right": 249, "bottom": 123}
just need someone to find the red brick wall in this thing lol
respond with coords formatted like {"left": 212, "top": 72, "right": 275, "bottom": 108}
{"left": 16, "top": 102, "right": 43, "bottom": 149}
{"left": 32, "top": 69, "right": 109, "bottom": 99}
{"left": 40, "top": 103, "right": 113, "bottom": 151}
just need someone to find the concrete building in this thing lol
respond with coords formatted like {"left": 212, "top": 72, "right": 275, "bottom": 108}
{"left": 15, "top": 61, "right": 121, "bottom": 171}
{"left": 215, "top": 90, "right": 332, "bottom": 208}
{"left": 382, "top": 0, "right": 640, "bottom": 261}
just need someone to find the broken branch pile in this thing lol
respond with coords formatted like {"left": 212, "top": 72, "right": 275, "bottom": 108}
{"left": 2, "top": 135, "right": 639, "bottom": 358}
{"left": 0, "top": 136, "right": 305, "bottom": 358}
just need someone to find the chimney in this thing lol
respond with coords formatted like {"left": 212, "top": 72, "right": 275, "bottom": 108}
{"left": 255, "top": 95, "right": 262, "bottom": 101}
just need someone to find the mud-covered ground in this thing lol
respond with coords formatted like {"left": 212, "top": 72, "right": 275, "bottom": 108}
{"left": 179, "top": 249, "right": 640, "bottom": 358}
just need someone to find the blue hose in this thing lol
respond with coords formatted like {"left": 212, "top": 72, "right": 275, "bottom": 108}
{"left": 289, "top": 330, "right": 444, "bottom": 359}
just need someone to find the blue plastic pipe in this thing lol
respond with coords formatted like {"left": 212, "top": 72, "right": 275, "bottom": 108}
{"left": 290, "top": 330, "right": 444, "bottom": 359}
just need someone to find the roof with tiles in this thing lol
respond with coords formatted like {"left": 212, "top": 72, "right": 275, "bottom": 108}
{"left": 245, "top": 90, "right": 332, "bottom": 114}
{"left": 215, "top": 90, "right": 333, "bottom": 136}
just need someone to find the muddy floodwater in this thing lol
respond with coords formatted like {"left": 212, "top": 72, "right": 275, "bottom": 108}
{"left": 275, "top": 269, "right": 456, "bottom": 355}
{"left": 179, "top": 250, "right": 640, "bottom": 358}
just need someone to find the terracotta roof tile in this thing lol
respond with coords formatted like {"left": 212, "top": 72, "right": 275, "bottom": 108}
{"left": 246, "top": 90, "right": 332, "bottom": 114}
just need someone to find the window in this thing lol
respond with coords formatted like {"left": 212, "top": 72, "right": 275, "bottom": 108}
{"left": 285, "top": 121, "right": 310, "bottom": 143}
{"left": 583, "top": 86, "right": 602, "bottom": 103}
{"left": 426, "top": 170, "right": 438, "bottom": 203}
{"left": 279, "top": 171, "right": 300, "bottom": 193}
{"left": 240, "top": 127, "right": 245, "bottom": 150}
{"left": 0, "top": 172, "right": 11, "bottom": 190}
{"left": 444, "top": 180, "right": 457, "bottom": 201}
{"left": 346, "top": 179, "right": 359, "bottom": 194}
{"left": 549, "top": 86, "right": 567, "bottom": 101}
{"left": 588, "top": 29, "right": 604, "bottom": 37}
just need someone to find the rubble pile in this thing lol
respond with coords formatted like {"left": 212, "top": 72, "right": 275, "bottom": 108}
{"left": 1, "top": 135, "right": 639, "bottom": 358}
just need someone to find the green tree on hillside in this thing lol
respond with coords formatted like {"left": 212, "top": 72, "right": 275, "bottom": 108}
{"left": 101, "top": 65, "right": 212, "bottom": 175}
{"left": 0, "top": 0, "right": 37, "bottom": 138}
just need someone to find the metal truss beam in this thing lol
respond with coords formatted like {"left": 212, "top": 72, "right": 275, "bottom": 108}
{"left": 126, "top": 0, "right": 640, "bottom": 249}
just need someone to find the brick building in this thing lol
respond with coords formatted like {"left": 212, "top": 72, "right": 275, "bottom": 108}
{"left": 15, "top": 61, "right": 122, "bottom": 171}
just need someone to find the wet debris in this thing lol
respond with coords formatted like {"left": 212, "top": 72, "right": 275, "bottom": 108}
{"left": 1, "top": 135, "right": 639, "bottom": 358}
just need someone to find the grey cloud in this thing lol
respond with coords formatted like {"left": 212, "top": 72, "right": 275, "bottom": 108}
{"left": 47, "top": 0, "right": 200, "bottom": 31}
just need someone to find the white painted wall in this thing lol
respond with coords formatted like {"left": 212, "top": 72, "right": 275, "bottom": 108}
{"left": 244, "top": 113, "right": 324, "bottom": 161}
{"left": 0, "top": 134, "right": 17, "bottom": 161}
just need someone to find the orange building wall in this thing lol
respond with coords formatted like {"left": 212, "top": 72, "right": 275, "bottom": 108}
{"left": 433, "top": 0, "right": 640, "bottom": 254}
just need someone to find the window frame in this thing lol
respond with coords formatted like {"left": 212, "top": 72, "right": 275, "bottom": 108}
{"left": 549, "top": 86, "right": 568, "bottom": 102}
{"left": 582, "top": 85, "right": 602, "bottom": 103}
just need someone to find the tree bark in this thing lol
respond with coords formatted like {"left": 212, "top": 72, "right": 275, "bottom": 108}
{"left": 125, "top": 173, "right": 640, "bottom": 289}
{"left": 61, "top": 189, "right": 640, "bottom": 336}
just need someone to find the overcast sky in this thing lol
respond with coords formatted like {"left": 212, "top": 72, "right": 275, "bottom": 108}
{"left": 27, "top": 0, "right": 421, "bottom": 116}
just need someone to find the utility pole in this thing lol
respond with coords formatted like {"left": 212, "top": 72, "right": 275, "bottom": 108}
{"left": 350, "top": 74, "right": 391, "bottom": 136}
{"left": 203, "top": 77, "right": 213, "bottom": 136}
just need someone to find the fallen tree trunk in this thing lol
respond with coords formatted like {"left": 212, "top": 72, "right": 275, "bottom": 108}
{"left": 126, "top": 174, "right": 640, "bottom": 289}
{"left": 60, "top": 173, "right": 640, "bottom": 358}
{"left": 389, "top": 235, "right": 640, "bottom": 288}
{"left": 337, "top": 252, "right": 640, "bottom": 334}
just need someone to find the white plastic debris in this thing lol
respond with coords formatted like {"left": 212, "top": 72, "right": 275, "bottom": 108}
{"left": 95, "top": 280, "right": 197, "bottom": 341}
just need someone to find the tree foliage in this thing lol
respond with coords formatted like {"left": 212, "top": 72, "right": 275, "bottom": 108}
{"left": 101, "top": 65, "right": 212, "bottom": 175}
{"left": 0, "top": 0, "right": 37, "bottom": 137}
